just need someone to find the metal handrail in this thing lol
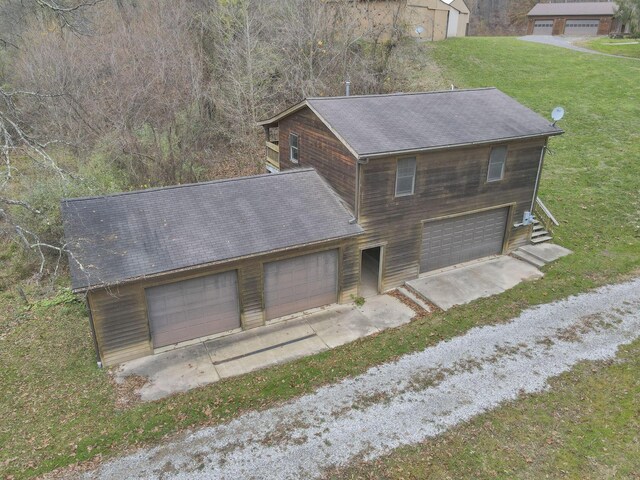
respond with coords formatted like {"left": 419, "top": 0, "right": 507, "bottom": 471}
{"left": 535, "top": 197, "right": 559, "bottom": 230}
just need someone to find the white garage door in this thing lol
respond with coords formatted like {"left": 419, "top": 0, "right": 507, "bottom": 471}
{"left": 264, "top": 250, "right": 338, "bottom": 321}
{"left": 533, "top": 20, "right": 553, "bottom": 35}
{"left": 146, "top": 271, "right": 240, "bottom": 348}
{"left": 420, "top": 208, "right": 509, "bottom": 273}
{"left": 447, "top": 9, "right": 460, "bottom": 38}
{"left": 564, "top": 20, "right": 599, "bottom": 35}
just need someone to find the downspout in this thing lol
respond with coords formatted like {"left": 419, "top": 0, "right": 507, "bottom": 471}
{"left": 530, "top": 139, "right": 548, "bottom": 214}
{"left": 355, "top": 162, "right": 360, "bottom": 221}
{"left": 85, "top": 297, "right": 102, "bottom": 369}
{"left": 355, "top": 157, "right": 369, "bottom": 222}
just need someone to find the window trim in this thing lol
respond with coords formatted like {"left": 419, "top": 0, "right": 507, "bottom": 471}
{"left": 289, "top": 132, "right": 299, "bottom": 163}
{"left": 395, "top": 156, "right": 417, "bottom": 197}
{"left": 487, "top": 145, "right": 508, "bottom": 183}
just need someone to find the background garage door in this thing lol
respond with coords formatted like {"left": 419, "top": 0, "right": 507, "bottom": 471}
{"left": 146, "top": 271, "right": 240, "bottom": 348}
{"left": 420, "top": 208, "right": 508, "bottom": 273}
{"left": 533, "top": 20, "right": 553, "bottom": 35}
{"left": 564, "top": 20, "right": 599, "bottom": 35}
{"left": 264, "top": 250, "right": 338, "bottom": 321}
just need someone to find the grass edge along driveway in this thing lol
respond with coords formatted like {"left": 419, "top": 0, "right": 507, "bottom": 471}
{"left": 581, "top": 36, "right": 640, "bottom": 58}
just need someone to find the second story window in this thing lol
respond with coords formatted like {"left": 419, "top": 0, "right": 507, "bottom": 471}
{"left": 289, "top": 133, "right": 299, "bottom": 163}
{"left": 487, "top": 145, "right": 507, "bottom": 182}
{"left": 395, "top": 157, "right": 416, "bottom": 197}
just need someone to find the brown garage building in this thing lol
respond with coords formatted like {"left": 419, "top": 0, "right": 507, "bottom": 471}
{"left": 64, "top": 88, "right": 563, "bottom": 368}
{"left": 62, "top": 170, "right": 363, "bottom": 366}
{"left": 527, "top": 2, "right": 621, "bottom": 36}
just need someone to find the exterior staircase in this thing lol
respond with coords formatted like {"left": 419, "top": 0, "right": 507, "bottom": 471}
{"left": 397, "top": 285, "right": 433, "bottom": 313}
{"left": 531, "top": 197, "right": 558, "bottom": 245}
{"left": 531, "top": 218, "right": 553, "bottom": 244}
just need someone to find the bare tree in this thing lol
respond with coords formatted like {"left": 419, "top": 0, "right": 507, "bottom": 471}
{"left": 2, "top": 0, "right": 407, "bottom": 280}
{"left": 13, "top": 0, "right": 211, "bottom": 185}
{"left": 0, "top": 0, "right": 104, "bottom": 279}
{"left": 202, "top": 0, "right": 393, "bottom": 133}
{"left": 202, "top": 0, "right": 277, "bottom": 139}
{"left": 507, "top": 0, "right": 538, "bottom": 30}
{"left": 615, "top": 0, "right": 640, "bottom": 35}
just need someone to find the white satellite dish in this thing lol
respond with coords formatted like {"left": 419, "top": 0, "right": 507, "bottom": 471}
{"left": 551, "top": 106, "right": 565, "bottom": 124}
{"left": 415, "top": 25, "right": 425, "bottom": 36}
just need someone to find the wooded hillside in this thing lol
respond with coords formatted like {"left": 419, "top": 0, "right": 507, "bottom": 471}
{"left": 0, "top": 0, "right": 410, "bottom": 282}
{"left": 0, "top": 0, "right": 622, "bottom": 283}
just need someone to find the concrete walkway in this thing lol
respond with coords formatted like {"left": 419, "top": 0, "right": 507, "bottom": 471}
{"left": 115, "top": 246, "right": 573, "bottom": 400}
{"left": 513, "top": 242, "right": 573, "bottom": 268}
{"left": 407, "top": 255, "right": 542, "bottom": 311}
{"left": 406, "top": 244, "right": 572, "bottom": 311}
{"left": 114, "top": 294, "right": 415, "bottom": 401}
{"left": 75, "top": 278, "right": 640, "bottom": 480}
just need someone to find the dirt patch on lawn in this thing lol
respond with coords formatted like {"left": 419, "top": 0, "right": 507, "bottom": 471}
{"left": 110, "top": 373, "right": 148, "bottom": 409}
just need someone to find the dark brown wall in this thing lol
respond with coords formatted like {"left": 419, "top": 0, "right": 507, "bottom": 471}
{"left": 528, "top": 15, "right": 614, "bottom": 35}
{"left": 552, "top": 18, "right": 565, "bottom": 35}
{"left": 88, "top": 286, "right": 152, "bottom": 366}
{"left": 279, "top": 108, "right": 357, "bottom": 211}
{"left": 355, "top": 140, "right": 545, "bottom": 291}
{"left": 89, "top": 239, "right": 359, "bottom": 366}
{"left": 598, "top": 16, "right": 612, "bottom": 35}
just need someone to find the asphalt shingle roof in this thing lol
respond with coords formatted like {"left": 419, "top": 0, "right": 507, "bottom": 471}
{"left": 303, "top": 88, "right": 562, "bottom": 158}
{"left": 527, "top": 2, "right": 617, "bottom": 16}
{"left": 62, "top": 169, "right": 362, "bottom": 291}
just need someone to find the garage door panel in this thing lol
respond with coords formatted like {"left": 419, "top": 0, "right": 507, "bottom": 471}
{"left": 564, "top": 20, "right": 599, "bottom": 35}
{"left": 146, "top": 271, "right": 240, "bottom": 348}
{"left": 264, "top": 250, "right": 338, "bottom": 321}
{"left": 153, "top": 322, "right": 219, "bottom": 349}
{"left": 533, "top": 20, "right": 553, "bottom": 35}
{"left": 420, "top": 208, "right": 508, "bottom": 273}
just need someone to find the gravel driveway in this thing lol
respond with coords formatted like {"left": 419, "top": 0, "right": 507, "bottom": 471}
{"left": 519, "top": 35, "right": 603, "bottom": 54}
{"left": 73, "top": 278, "right": 640, "bottom": 480}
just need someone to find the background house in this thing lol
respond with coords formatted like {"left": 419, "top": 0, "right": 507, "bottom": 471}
{"left": 340, "top": 0, "right": 470, "bottom": 41}
{"left": 527, "top": 2, "right": 622, "bottom": 36}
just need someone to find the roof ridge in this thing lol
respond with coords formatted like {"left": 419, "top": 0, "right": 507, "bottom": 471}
{"left": 63, "top": 168, "right": 316, "bottom": 203}
{"left": 306, "top": 87, "right": 496, "bottom": 101}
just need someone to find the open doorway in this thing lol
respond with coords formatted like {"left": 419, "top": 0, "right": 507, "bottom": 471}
{"left": 359, "top": 246, "right": 382, "bottom": 298}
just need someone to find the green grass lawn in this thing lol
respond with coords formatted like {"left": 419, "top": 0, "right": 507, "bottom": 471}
{"left": 1, "top": 37, "right": 640, "bottom": 479}
{"left": 581, "top": 36, "right": 640, "bottom": 58}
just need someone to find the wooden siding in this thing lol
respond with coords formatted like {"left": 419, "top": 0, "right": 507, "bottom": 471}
{"left": 332, "top": 0, "right": 469, "bottom": 42}
{"left": 357, "top": 140, "right": 545, "bottom": 290}
{"left": 552, "top": 18, "right": 565, "bottom": 35}
{"left": 238, "top": 262, "right": 264, "bottom": 330}
{"left": 340, "top": 241, "right": 360, "bottom": 303}
{"left": 88, "top": 286, "right": 152, "bottom": 366}
{"left": 278, "top": 107, "right": 357, "bottom": 211}
{"left": 597, "top": 16, "right": 613, "bottom": 35}
{"left": 88, "top": 239, "right": 359, "bottom": 366}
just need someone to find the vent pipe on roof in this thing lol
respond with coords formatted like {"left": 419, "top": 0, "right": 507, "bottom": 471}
{"left": 345, "top": 79, "right": 351, "bottom": 96}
